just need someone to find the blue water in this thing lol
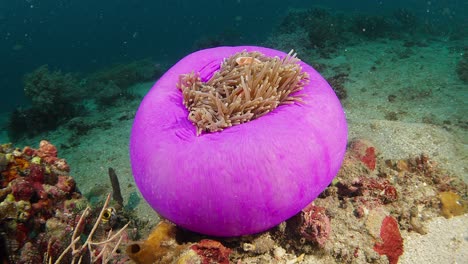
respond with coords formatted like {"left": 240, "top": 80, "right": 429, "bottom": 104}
{"left": 0, "top": 0, "right": 468, "bottom": 141}
{"left": 1, "top": 0, "right": 466, "bottom": 113}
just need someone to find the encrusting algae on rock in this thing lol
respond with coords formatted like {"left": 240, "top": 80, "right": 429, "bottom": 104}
{"left": 0, "top": 140, "right": 131, "bottom": 263}
{"left": 438, "top": 191, "right": 467, "bottom": 218}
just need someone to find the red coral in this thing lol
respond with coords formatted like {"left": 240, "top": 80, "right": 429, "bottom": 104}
{"left": 36, "top": 140, "right": 59, "bottom": 164}
{"left": 22, "top": 146, "right": 36, "bottom": 156}
{"left": 53, "top": 158, "right": 70, "bottom": 173}
{"left": 55, "top": 175, "right": 76, "bottom": 193}
{"left": 373, "top": 216, "right": 403, "bottom": 264}
{"left": 16, "top": 223, "right": 29, "bottom": 248}
{"left": 11, "top": 178, "right": 35, "bottom": 201}
{"left": 29, "top": 163, "right": 44, "bottom": 183}
{"left": 191, "top": 239, "right": 231, "bottom": 264}
{"left": 299, "top": 204, "right": 331, "bottom": 248}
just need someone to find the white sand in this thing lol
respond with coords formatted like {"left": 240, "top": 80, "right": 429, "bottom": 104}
{"left": 400, "top": 214, "right": 468, "bottom": 264}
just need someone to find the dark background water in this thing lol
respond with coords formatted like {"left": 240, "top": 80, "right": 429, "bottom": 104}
{"left": 1, "top": 0, "right": 466, "bottom": 113}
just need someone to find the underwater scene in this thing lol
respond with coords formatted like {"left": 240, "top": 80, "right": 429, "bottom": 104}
{"left": 0, "top": 1, "right": 467, "bottom": 263}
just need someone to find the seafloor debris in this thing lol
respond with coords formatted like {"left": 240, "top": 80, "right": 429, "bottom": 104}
{"left": 1, "top": 138, "right": 466, "bottom": 263}
{"left": 123, "top": 138, "right": 466, "bottom": 264}
{"left": 0, "top": 140, "right": 130, "bottom": 263}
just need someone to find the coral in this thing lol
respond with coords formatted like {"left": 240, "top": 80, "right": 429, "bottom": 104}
{"left": 1, "top": 140, "right": 130, "bottom": 263}
{"left": 127, "top": 221, "right": 231, "bottom": 264}
{"left": 50, "top": 194, "right": 130, "bottom": 264}
{"left": 242, "top": 233, "right": 275, "bottom": 254}
{"left": 373, "top": 216, "right": 403, "bottom": 264}
{"left": 23, "top": 65, "right": 79, "bottom": 108}
{"left": 7, "top": 65, "right": 84, "bottom": 141}
{"left": 10, "top": 178, "right": 34, "bottom": 201}
{"left": 122, "top": 138, "right": 465, "bottom": 264}
{"left": 438, "top": 191, "right": 467, "bottom": 218}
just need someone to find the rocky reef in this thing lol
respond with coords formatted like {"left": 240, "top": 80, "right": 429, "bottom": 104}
{"left": 7, "top": 59, "right": 163, "bottom": 142}
{"left": 1, "top": 139, "right": 466, "bottom": 263}
{"left": 0, "top": 141, "right": 130, "bottom": 263}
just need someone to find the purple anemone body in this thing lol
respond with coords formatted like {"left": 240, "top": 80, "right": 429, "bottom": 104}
{"left": 130, "top": 46, "right": 347, "bottom": 236}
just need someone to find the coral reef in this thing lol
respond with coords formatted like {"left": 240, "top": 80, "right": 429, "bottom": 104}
{"left": 50, "top": 194, "right": 130, "bottom": 264}
{"left": 0, "top": 141, "right": 130, "bottom": 263}
{"left": 23, "top": 65, "right": 82, "bottom": 111}
{"left": 7, "top": 59, "right": 163, "bottom": 142}
{"left": 83, "top": 59, "right": 163, "bottom": 110}
{"left": 2, "top": 138, "right": 466, "bottom": 263}
{"left": 7, "top": 65, "right": 83, "bottom": 141}
{"left": 271, "top": 7, "right": 460, "bottom": 59}
{"left": 7, "top": 65, "right": 84, "bottom": 141}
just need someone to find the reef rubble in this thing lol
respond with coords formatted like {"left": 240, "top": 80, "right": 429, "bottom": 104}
{"left": 1, "top": 138, "right": 466, "bottom": 263}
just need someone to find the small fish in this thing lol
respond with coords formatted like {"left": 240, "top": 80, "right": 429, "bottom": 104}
{"left": 235, "top": 56, "right": 261, "bottom": 66}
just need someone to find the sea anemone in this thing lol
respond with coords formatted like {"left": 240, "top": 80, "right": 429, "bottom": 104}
{"left": 130, "top": 46, "right": 347, "bottom": 236}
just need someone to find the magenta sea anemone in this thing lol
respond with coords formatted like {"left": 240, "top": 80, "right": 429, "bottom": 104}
{"left": 129, "top": 46, "right": 347, "bottom": 236}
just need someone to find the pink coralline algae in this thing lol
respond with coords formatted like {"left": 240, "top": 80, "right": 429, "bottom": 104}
{"left": 191, "top": 239, "right": 232, "bottom": 264}
{"left": 349, "top": 139, "right": 377, "bottom": 171}
{"left": 299, "top": 204, "right": 331, "bottom": 248}
{"left": 373, "top": 216, "right": 404, "bottom": 264}
{"left": 36, "top": 140, "right": 70, "bottom": 172}
{"left": 130, "top": 46, "right": 348, "bottom": 236}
